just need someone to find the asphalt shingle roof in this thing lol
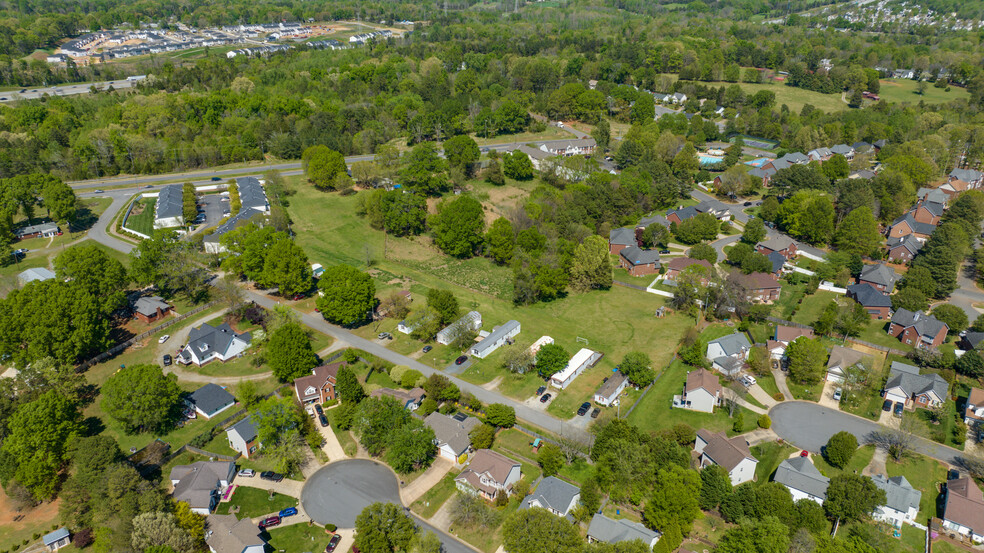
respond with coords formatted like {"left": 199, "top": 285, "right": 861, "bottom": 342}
{"left": 871, "top": 474, "right": 921, "bottom": 515}
{"left": 859, "top": 264, "right": 900, "bottom": 291}
{"left": 203, "top": 207, "right": 265, "bottom": 244}
{"left": 155, "top": 184, "right": 184, "bottom": 220}
{"left": 891, "top": 213, "right": 937, "bottom": 236}
{"left": 887, "top": 235, "right": 923, "bottom": 256}
{"left": 180, "top": 323, "right": 251, "bottom": 362}
{"left": 520, "top": 476, "right": 580, "bottom": 515}
{"left": 891, "top": 309, "right": 948, "bottom": 343}
{"left": 187, "top": 383, "right": 235, "bottom": 417}
{"left": 234, "top": 177, "right": 269, "bottom": 211}
{"left": 950, "top": 168, "right": 984, "bottom": 183}
{"left": 424, "top": 412, "right": 480, "bottom": 457}
{"left": 708, "top": 333, "right": 751, "bottom": 357}
{"left": 774, "top": 457, "right": 830, "bottom": 500}
{"left": 619, "top": 246, "right": 660, "bottom": 266}
{"left": 228, "top": 415, "right": 257, "bottom": 443}
{"left": 588, "top": 514, "right": 660, "bottom": 545}
{"left": 847, "top": 283, "right": 892, "bottom": 308}
{"left": 886, "top": 361, "right": 948, "bottom": 402}
{"left": 609, "top": 227, "right": 637, "bottom": 247}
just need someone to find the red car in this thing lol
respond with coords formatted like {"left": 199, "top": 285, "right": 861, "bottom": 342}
{"left": 292, "top": 294, "right": 304, "bottom": 301}
{"left": 325, "top": 534, "right": 342, "bottom": 553}
{"left": 259, "top": 516, "right": 281, "bottom": 529}
{"left": 800, "top": 450, "right": 809, "bottom": 457}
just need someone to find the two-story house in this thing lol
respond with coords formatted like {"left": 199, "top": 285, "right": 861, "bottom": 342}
{"left": 694, "top": 429, "right": 758, "bottom": 485}
{"left": 293, "top": 362, "right": 344, "bottom": 405}
{"left": 964, "top": 388, "right": 984, "bottom": 427}
{"left": 663, "top": 257, "right": 714, "bottom": 285}
{"left": 455, "top": 449, "right": 522, "bottom": 501}
{"left": 858, "top": 264, "right": 900, "bottom": 293}
{"left": 424, "top": 412, "right": 480, "bottom": 462}
{"left": 169, "top": 461, "right": 236, "bottom": 515}
{"left": 871, "top": 474, "right": 921, "bottom": 528}
{"left": 887, "top": 213, "right": 936, "bottom": 242}
{"left": 883, "top": 361, "right": 948, "bottom": 410}
{"left": 943, "top": 477, "right": 984, "bottom": 543}
{"left": 773, "top": 457, "right": 829, "bottom": 504}
{"left": 846, "top": 283, "right": 893, "bottom": 320}
{"left": 177, "top": 323, "right": 251, "bottom": 366}
{"left": 674, "top": 368, "right": 722, "bottom": 413}
{"left": 735, "top": 272, "right": 782, "bottom": 303}
{"left": 205, "top": 513, "right": 266, "bottom": 553}
{"left": 888, "top": 309, "right": 949, "bottom": 349}
{"left": 886, "top": 235, "right": 923, "bottom": 263}
{"left": 706, "top": 333, "right": 751, "bottom": 376}
{"left": 226, "top": 416, "right": 260, "bottom": 459}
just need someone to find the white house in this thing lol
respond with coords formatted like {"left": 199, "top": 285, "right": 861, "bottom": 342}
{"left": 226, "top": 416, "right": 260, "bottom": 459}
{"left": 436, "top": 311, "right": 482, "bottom": 345}
{"left": 587, "top": 514, "right": 661, "bottom": 548}
{"left": 826, "top": 345, "right": 865, "bottom": 383}
{"left": 674, "top": 368, "right": 722, "bottom": 414}
{"left": 550, "top": 348, "right": 603, "bottom": 390}
{"left": 593, "top": 370, "right": 628, "bottom": 406}
{"left": 519, "top": 476, "right": 581, "bottom": 518}
{"left": 424, "top": 412, "right": 480, "bottom": 462}
{"left": 943, "top": 477, "right": 984, "bottom": 542}
{"left": 205, "top": 513, "right": 266, "bottom": 553}
{"left": 470, "top": 320, "right": 520, "bottom": 359}
{"left": 169, "top": 461, "right": 235, "bottom": 515}
{"left": 773, "top": 457, "right": 829, "bottom": 504}
{"left": 154, "top": 184, "right": 185, "bottom": 229}
{"left": 871, "top": 474, "right": 921, "bottom": 527}
{"left": 965, "top": 388, "right": 984, "bottom": 427}
{"left": 177, "top": 323, "right": 252, "bottom": 366}
{"left": 455, "top": 449, "right": 522, "bottom": 501}
{"left": 186, "top": 383, "right": 236, "bottom": 419}
{"left": 695, "top": 429, "right": 758, "bottom": 485}
{"left": 706, "top": 333, "right": 751, "bottom": 376}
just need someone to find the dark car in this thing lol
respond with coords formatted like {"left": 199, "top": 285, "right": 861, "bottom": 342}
{"left": 536, "top": 386, "right": 546, "bottom": 396}
{"left": 882, "top": 399, "right": 893, "bottom": 412}
{"left": 319, "top": 414, "right": 329, "bottom": 427}
{"left": 422, "top": 345, "right": 432, "bottom": 353}
{"left": 144, "top": 184, "right": 154, "bottom": 189}
{"left": 325, "top": 534, "right": 342, "bottom": 553}
{"left": 893, "top": 402, "right": 904, "bottom": 417}
{"left": 260, "top": 471, "right": 284, "bottom": 482}
{"left": 590, "top": 407, "right": 601, "bottom": 418}
{"left": 279, "top": 507, "right": 297, "bottom": 517}
{"left": 258, "top": 516, "right": 281, "bottom": 529}
{"left": 211, "top": 176, "right": 222, "bottom": 181}
{"left": 314, "top": 404, "right": 324, "bottom": 416}
{"left": 577, "top": 402, "right": 591, "bottom": 416}
{"left": 743, "top": 201, "right": 752, "bottom": 206}
{"left": 540, "top": 393, "right": 552, "bottom": 403}
{"left": 659, "top": 249, "right": 670, "bottom": 255}
{"left": 455, "top": 355, "right": 468, "bottom": 365}
{"left": 949, "top": 469, "right": 961, "bottom": 481}
{"left": 162, "top": 354, "right": 172, "bottom": 366}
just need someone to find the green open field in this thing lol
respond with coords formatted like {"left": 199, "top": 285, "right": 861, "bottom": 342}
{"left": 877, "top": 78, "right": 969, "bottom": 105}
{"left": 791, "top": 290, "right": 838, "bottom": 326}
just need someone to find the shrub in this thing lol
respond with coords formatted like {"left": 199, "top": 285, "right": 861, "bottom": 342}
{"left": 732, "top": 412, "right": 744, "bottom": 432}
{"left": 773, "top": 392, "right": 785, "bottom": 401}
{"left": 757, "top": 414, "right": 771, "bottom": 429}
{"left": 32, "top": 534, "right": 39, "bottom": 540}
{"left": 824, "top": 431, "right": 858, "bottom": 468}
{"left": 325, "top": 523, "right": 337, "bottom": 533}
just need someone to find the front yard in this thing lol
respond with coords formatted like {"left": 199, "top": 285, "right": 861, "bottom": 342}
{"left": 220, "top": 486, "right": 298, "bottom": 518}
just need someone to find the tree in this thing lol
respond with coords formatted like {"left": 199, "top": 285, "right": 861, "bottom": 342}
{"left": 502, "top": 507, "right": 583, "bottom": 553}
{"left": 236, "top": 380, "right": 260, "bottom": 408}
{"left": 250, "top": 396, "right": 304, "bottom": 449}
{"left": 786, "top": 337, "right": 827, "bottom": 385}
{"left": 485, "top": 404, "right": 516, "bottom": 428}
{"left": 825, "top": 431, "right": 859, "bottom": 469}
{"left": 673, "top": 213, "right": 719, "bottom": 244}
{"left": 535, "top": 343, "right": 569, "bottom": 377}
{"left": 431, "top": 196, "right": 485, "bottom": 258}
{"left": 537, "top": 442, "right": 564, "bottom": 476}
{"left": 0, "top": 391, "right": 82, "bottom": 499}
{"left": 355, "top": 503, "right": 419, "bottom": 553}
{"left": 470, "top": 424, "right": 496, "bottom": 449}
{"left": 485, "top": 158, "right": 505, "bottom": 186}
{"left": 726, "top": 242, "right": 754, "bottom": 266}
{"left": 741, "top": 217, "right": 766, "bottom": 244}
{"left": 384, "top": 418, "right": 436, "bottom": 473}
{"left": 630, "top": 93, "right": 655, "bottom": 124}
{"left": 672, "top": 142, "right": 699, "bottom": 181}
{"left": 182, "top": 182, "right": 197, "bottom": 223}
{"left": 302, "top": 145, "right": 347, "bottom": 191}
{"left": 444, "top": 135, "right": 481, "bottom": 176}
{"left": 699, "top": 464, "right": 733, "bottom": 510}
{"left": 316, "top": 265, "right": 376, "bottom": 326}
{"left": 687, "top": 243, "right": 717, "bottom": 264}
{"left": 423, "top": 373, "right": 460, "bottom": 402}
{"left": 570, "top": 235, "right": 612, "bottom": 292}
{"left": 825, "top": 474, "right": 886, "bottom": 524}
{"left": 336, "top": 366, "right": 365, "bottom": 404}
{"left": 402, "top": 142, "right": 449, "bottom": 195}
{"left": 131, "top": 511, "right": 195, "bottom": 553}
{"left": 933, "top": 304, "right": 969, "bottom": 334}
{"left": 740, "top": 252, "right": 773, "bottom": 274}
{"left": 486, "top": 217, "right": 516, "bottom": 265}
{"left": 53, "top": 244, "right": 128, "bottom": 313}
{"left": 102, "top": 364, "right": 182, "bottom": 434}
{"left": 260, "top": 238, "right": 313, "bottom": 298}
{"left": 620, "top": 351, "right": 655, "bottom": 386}
{"left": 892, "top": 287, "right": 928, "bottom": 313}
{"left": 834, "top": 207, "right": 882, "bottom": 257}
{"left": 716, "top": 516, "right": 790, "bottom": 553}
{"left": 970, "top": 313, "right": 984, "bottom": 332}
{"left": 267, "top": 322, "right": 319, "bottom": 381}
{"left": 503, "top": 151, "right": 534, "bottom": 180}
{"left": 957, "top": 350, "right": 984, "bottom": 378}
{"left": 426, "top": 289, "right": 460, "bottom": 326}
{"left": 353, "top": 397, "right": 411, "bottom": 455}
{"left": 644, "top": 465, "right": 701, "bottom": 535}
{"left": 641, "top": 223, "right": 670, "bottom": 249}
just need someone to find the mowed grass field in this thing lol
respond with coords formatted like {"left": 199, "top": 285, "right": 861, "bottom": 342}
{"left": 877, "top": 78, "right": 969, "bottom": 105}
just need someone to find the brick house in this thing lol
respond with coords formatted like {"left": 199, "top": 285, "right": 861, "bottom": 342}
{"left": 887, "top": 213, "right": 936, "bottom": 242}
{"left": 909, "top": 201, "right": 944, "bottom": 225}
{"left": 846, "top": 283, "right": 893, "bottom": 320}
{"left": 886, "top": 235, "right": 922, "bottom": 263}
{"left": 132, "top": 295, "right": 173, "bottom": 323}
{"left": 735, "top": 272, "right": 782, "bottom": 302}
{"left": 888, "top": 309, "right": 949, "bottom": 349}
{"left": 663, "top": 257, "right": 713, "bottom": 284}
{"left": 857, "top": 264, "right": 900, "bottom": 293}
{"left": 608, "top": 227, "right": 637, "bottom": 255}
{"left": 293, "top": 361, "right": 344, "bottom": 405}
{"left": 883, "top": 361, "right": 948, "bottom": 409}
{"left": 618, "top": 246, "right": 660, "bottom": 277}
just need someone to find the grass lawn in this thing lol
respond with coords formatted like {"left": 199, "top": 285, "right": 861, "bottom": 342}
{"left": 773, "top": 282, "right": 807, "bottom": 320}
{"left": 557, "top": 457, "right": 593, "bottom": 486}
{"left": 898, "top": 523, "right": 927, "bottom": 553}
{"left": 613, "top": 267, "right": 658, "bottom": 288}
{"left": 264, "top": 521, "right": 337, "bottom": 553}
{"left": 751, "top": 442, "right": 797, "bottom": 483}
{"left": 756, "top": 373, "right": 781, "bottom": 399}
{"left": 747, "top": 322, "right": 774, "bottom": 344}
{"left": 663, "top": 75, "right": 849, "bottom": 113}
{"left": 691, "top": 512, "right": 733, "bottom": 545}
{"left": 791, "top": 291, "right": 837, "bottom": 326}
{"left": 812, "top": 444, "right": 875, "bottom": 479}
{"left": 857, "top": 320, "right": 912, "bottom": 352}
{"left": 124, "top": 197, "right": 156, "bottom": 236}
{"left": 786, "top": 379, "right": 822, "bottom": 402}
{"left": 932, "top": 540, "right": 971, "bottom": 553}
{"left": 886, "top": 454, "right": 947, "bottom": 519}
{"left": 410, "top": 471, "right": 460, "bottom": 519}
{"left": 0, "top": 489, "right": 62, "bottom": 553}
{"left": 220, "top": 486, "right": 298, "bottom": 518}
{"left": 546, "top": 355, "right": 619, "bottom": 419}
{"left": 877, "top": 78, "right": 969, "bottom": 105}
{"left": 911, "top": 402, "right": 964, "bottom": 450}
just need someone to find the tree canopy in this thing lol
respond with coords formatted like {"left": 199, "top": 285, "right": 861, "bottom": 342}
{"left": 316, "top": 264, "right": 376, "bottom": 326}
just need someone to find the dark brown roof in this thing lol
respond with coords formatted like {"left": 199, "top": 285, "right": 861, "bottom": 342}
{"left": 946, "top": 477, "right": 984, "bottom": 534}
{"left": 685, "top": 368, "right": 721, "bottom": 396}
{"left": 737, "top": 272, "right": 781, "bottom": 290}
{"left": 696, "top": 429, "right": 755, "bottom": 472}
{"left": 293, "top": 362, "right": 343, "bottom": 400}
{"left": 666, "top": 257, "right": 713, "bottom": 272}
{"left": 776, "top": 325, "right": 814, "bottom": 343}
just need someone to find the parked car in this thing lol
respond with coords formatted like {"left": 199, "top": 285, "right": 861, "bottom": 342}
{"left": 833, "top": 388, "right": 842, "bottom": 401}
{"left": 540, "top": 393, "right": 552, "bottom": 403}
{"left": 162, "top": 354, "right": 172, "bottom": 366}
{"left": 882, "top": 399, "right": 893, "bottom": 412}
{"left": 158, "top": 334, "right": 170, "bottom": 344}
{"left": 319, "top": 414, "right": 329, "bottom": 428}
{"left": 377, "top": 332, "right": 393, "bottom": 340}
{"left": 422, "top": 345, "right": 432, "bottom": 353}
{"left": 455, "top": 355, "right": 468, "bottom": 365}
{"left": 292, "top": 294, "right": 305, "bottom": 301}
{"left": 536, "top": 386, "right": 546, "bottom": 396}
{"left": 260, "top": 471, "right": 284, "bottom": 482}
{"left": 659, "top": 249, "right": 670, "bottom": 255}
{"left": 13, "top": 248, "right": 28, "bottom": 255}
{"left": 743, "top": 201, "right": 752, "bottom": 206}
{"left": 314, "top": 404, "right": 324, "bottom": 416}
{"left": 893, "top": 402, "right": 904, "bottom": 417}
{"left": 259, "top": 516, "right": 281, "bottom": 529}
{"left": 279, "top": 507, "right": 297, "bottom": 518}
{"left": 591, "top": 407, "right": 601, "bottom": 419}
{"left": 799, "top": 450, "right": 809, "bottom": 457}
{"left": 325, "top": 534, "right": 342, "bottom": 553}
{"left": 144, "top": 184, "right": 154, "bottom": 189}
{"left": 237, "top": 469, "right": 255, "bottom": 478}
{"left": 577, "top": 402, "right": 591, "bottom": 416}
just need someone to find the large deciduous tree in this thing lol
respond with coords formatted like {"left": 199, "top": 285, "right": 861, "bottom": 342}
{"left": 824, "top": 474, "right": 886, "bottom": 524}
{"left": 569, "top": 235, "right": 612, "bottom": 292}
{"left": 267, "top": 322, "right": 319, "bottom": 381}
{"left": 354, "top": 502, "right": 418, "bottom": 553}
{"left": 502, "top": 508, "right": 583, "bottom": 553}
{"left": 486, "top": 217, "right": 516, "bottom": 264}
{"left": 535, "top": 343, "right": 569, "bottom": 377}
{"left": 431, "top": 195, "right": 485, "bottom": 257}
{"left": 101, "top": 364, "right": 182, "bottom": 434}
{"left": 426, "top": 288, "right": 460, "bottom": 326}
{"left": 786, "top": 337, "right": 827, "bottom": 385}
{"left": 834, "top": 207, "right": 882, "bottom": 257}
{"left": 54, "top": 243, "right": 129, "bottom": 313}
{"left": 824, "top": 431, "right": 858, "bottom": 469}
{"left": 443, "top": 135, "right": 480, "bottom": 176}
{"left": 302, "top": 145, "right": 347, "bottom": 191}
{"left": 316, "top": 264, "right": 376, "bottom": 326}
{"left": 402, "top": 142, "right": 449, "bottom": 195}
{"left": 620, "top": 351, "right": 655, "bottom": 386}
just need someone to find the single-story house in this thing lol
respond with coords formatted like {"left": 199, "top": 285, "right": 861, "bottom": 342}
{"left": 608, "top": 227, "right": 638, "bottom": 255}
{"left": 965, "top": 388, "right": 984, "bottom": 427}
{"left": 226, "top": 416, "right": 260, "bottom": 458}
{"left": 888, "top": 309, "right": 948, "bottom": 349}
{"left": 169, "top": 461, "right": 236, "bottom": 515}
{"left": 858, "top": 264, "right": 900, "bottom": 293}
{"left": 205, "top": 513, "right": 266, "bottom": 553}
{"left": 773, "top": 457, "right": 829, "bottom": 504}
{"left": 887, "top": 213, "right": 936, "bottom": 242}
{"left": 470, "top": 320, "right": 521, "bottom": 359}
{"left": 871, "top": 474, "right": 921, "bottom": 527}
{"left": 455, "top": 449, "right": 522, "bottom": 501}
{"left": 519, "top": 476, "right": 581, "bottom": 518}
{"left": 943, "top": 477, "right": 984, "bottom": 542}
{"left": 587, "top": 514, "right": 661, "bottom": 548}
{"left": 706, "top": 333, "right": 751, "bottom": 376}
{"left": 540, "top": 138, "right": 596, "bottom": 157}
{"left": 177, "top": 323, "right": 252, "bottom": 366}
{"left": 756, "top": 237, "right": 797, "bottom": 260}
{"left": 846, "top": 283, "right": 893, "bottom": 320}
{"left": 775, "top": 325, "right": 814, "bottom": 345}
{"left": 17, "top": 267, "right": 56, "bottom": 286}
{"left": 735, "top": 272, "right": 782, "bottom": 303}
{"left": 674, "top": 368, "right": 721, "bottom": 413}
{"left": 370, "top": 387, "right": 426, "bottom": 410}
{"left": 695, "top": 429, "right": 758, "bottom": 485}
{"left": 424, "top": 412, "right": 481, "bottom": 461}
{"left": 154, "top": 184, "right": 185, "bottom": 229}
{"left": 826, "top": 345, "right": 865, "bottom": 383}
{"left": 887, "top": 235, "right": 923, "bottom": 263}
{"left": 186, "top": 383, "right": 236, "bottom": 420}
{"left": 293, "top": 361, "right": 343, "bottom": 405}
{"left": 663, "top": 257, "right": 713, "bottom": 284}
{"left": 883, "top": 361, "right": 948, "bottom": 410}
{"left": 436, "top": 311, "right": 483, "bottom": 345}
{"left": 551, "top": 348, "right": 603, "bottom": 390}
{"left": 618, "top": 246, "right": 661, "bottom": 277}
{"left": 42, "top": 528, "right": 71, "bottom": 552}
{"left": 203, "top": 208, "right": 267, "bottom": 254}
{"left": 235, "top": 176, "right": 271, "bottom": 213}
{"left": 593, "top": 370, "right": 628, "bottom": 406}
{"left": 133, "top": 295, "right": 173, "bottom": 323}
{"left": 15, "top": 222, "right": 60, "bottom": 239}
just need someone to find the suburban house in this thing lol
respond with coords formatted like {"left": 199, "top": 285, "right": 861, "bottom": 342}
{"left": 178, "top": 323, "right": 252, "bottom": 366}
{"left": 15, "top": 222, "right": 60, "bottom": 239}
{"left": 665, "top": 201, "right": 730, "bottom": 224}
{"left": 424, "top": 412, "right": 480, "bottom": 462}
{"left": 519, "top": 476, "right": 581, "bottom": 518}
{"left": 883, "top": 361, "right": 948, "bottom": 410}
{"left": 186, "top": 384, "right": 236, "bottom": 420}
{"left": 766, "top": 326, "right": 815, "bottom": 359}
{"left": 618, "top": 246, "right": 661, "bottom": 277}
{"left": 154, "top": 184, "right": 185, "bottom": 229}
{"left": 436, "top": 311, "right": 483, "bottom": 345}
{"left": 766, "top": 251, "right": 786, "bottom": 277}
{"left": 551, "top": 348, "right": 603, "bottom": 390}
{"left": 706, "top": 333, "right": 751, "bottom": 376}
{"left": 887, "top": 213, "right": 936, "bottom": 242}
{"left": 608, "top": 227, "right": 638, "bottom": 255}
{"left": 293, "top": 361, "right": 343, "bottom": 405}
{"left": 587, "top": 514, "right": 661, "bottom": 548}
{"left": 42, "top": 528, "right": 70, "bottom": 552}
{"left": 871, "top": 474, "right": 921, "bottom": 527}
{"left": 694, "top": 429, "right": 758, "bottom": 485}
{"left": 663, "top": 257, "right": 714, "bottom": 284}
{"left": 773, "top": 457, "right": 829, "bottom": 504}
{"left": 370, "top": 387, "right": 426, "bottom": 410}
{"left": 169, "top": 461, "right": 236, "bottom": 515}
{"left": 17, "top": 267, "right": 56, "bottom": 286}
{"left": 203, "top": 207, "right": 267, "bottom": 254}
{"left": 826, "top": 345, "right": 865, "bottom": 383}
{"left": 909, "top": 201, "right": 944, "bottom": 226}
{"left": 234, "top": 176, "right": 271, "bottom": 213}
{"left": 917, "top": 187, "right": 949, "bottom": 206}
{"left": 942, "top": 477, "right": 984, "bottom": 542}
{"left": 756, "top": 237, "right": 797, "bottom": 260}
{"left": 964, "top": 388, "right": 984, "bottom": 427}
{"left": 637, "top": 214, "right": 670, "bottom": 230}
{"left": 961, "top": 332, "right": 984, "bottom": 351}
{"left": 846, "top": 283, "right": 893, "bottom": 320}
{"left": 470, "top": 320, "right": 521, "bottom": 359}
{"left": 830, "top": 144, "right": 855, "bottom": 160}
{"left": 807, "top": 147, "right": 833, "bottom": 162}
{"left": 226, "top": 416, "right": 260, "bottom": 459}
{"left": 455, "top": 449, "right": 522, "bottom": 501}
{"left": 133, "top": 295, "right": 173, "bottom": 323}
{"left": 735, "top": 272, "right": 782, "bottom": 303}
{"left": 593, "top": 370, "right": 629, "bottom": 406}
{"left": 748, "top": 166, "right": 777, "bottom": 186}
{"left": 887, "top": 235, "right": 923, "bottom": 263}
{"left": 540, "top": 138, "right": 596, "bottom": 157}
{"left": 674, "top": 368, "right": 722, "bottom": 413}
{"left": 204, "top": 513, "right": 266, "bottom": 553}
{"left": 946, "top": 168, "right": 984, "bottom": 192}
{"left": 858, "top": 264, "right": 900, "bottom": 293}
{"left": 888, "top": 309, "right": 948, "bottom": 349}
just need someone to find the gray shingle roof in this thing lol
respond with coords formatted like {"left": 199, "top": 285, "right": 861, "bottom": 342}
{"left": 134, "top": 295, "right": 171, "bottom": 317}
{"left": 887, "top": 235, "right": 923, "bottom": 256}
{"left": 638, "top": 214, "right": 669, "bottom": 228}
{"left": 749, "top": 167, "right": 776, "bottom": 179}
{"left": 609, "top": 227, "right": 636, "bottom": 247}
{"left": 886, "top": 361, "right": 948, "bottom": 401}
{"left": 179, "top": 323, "right": 251, "bottom": 362}
{"left": 620, "top": 246, "right": 660, "bottom": 267}
{"left": 847, "top": 283, "right": 892, "bottom": 308}
{"left": 774, "top": 457, "right": 830, "bottom": 500}
{"left": 155, "top": 183, "right": 185, "bottom": 220}
{"left": 235, "top": 177, "right": 269, "bottom": 211}
{"left": 667, "top": 205, "right": 701, "bottom": 221}
{"left": 871, "top": 474, "right": 921, "bottom": 515}
{"left": 204, "top": 207, "right": 266, "bottom": 244}
{"left": 771, "top": 158, "right": 793, "bottom": 171}
{"left": 228, "top": 415, "right": 257, "bottom": 443}
{"left": 963, "top": 332, "right": 984, "bottom": 350}
{"left": 170, "top": 461, "right": 234, "bottom": 510}
{"left": 596, "top": 370, "right": 628, "bottom": 400}
{"left": 520, "top": 476, "right": 580, "bottom": 515}
{"left": 781, "top": 152, "right": 808, "bottom": 164}
{"left": 859, "top": 264, "right": 899, "bottom": 291}
{"left": 708, "top": 333, "right": 752, "bottom": 357}
{"left": 205, "top": 513, "right": 265, "bottom": 553}
{"left": 15, "top": 222, "right": 59, "bottom": 237}
{"left": 891, "top": 213, "right": 937, "bottom": 236}
{"left": 917, "top": 188, "right": 948, "bottom": 206}
{"left": 891, "top": 309, "right": 948, "bottom": 342}
{"left": 768, "top": 251, "right": 785, "bottom": 273}
{"left": 758, "top": 236, "right": 795, "bottom": 252}
{"left": 424, "top": 412, "right": 480, "bottom": 457}
{"left": 588, "top": 514, "right": 660, "bottom": 545}
{"left": 831, "top": 144, "right": 854, "bottom": 155}
{"left": 917, "top": 201, "right": 945, "bottom": 218}
{"left": 187, "top": 383, "right": 235, "bottom": 417}
{"left": 950, "top": 168, "right": 984, "bottom": 183}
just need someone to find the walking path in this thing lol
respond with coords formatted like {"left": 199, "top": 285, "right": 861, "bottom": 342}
{"left": 402, "top": 457, "right": 453, "bottom": 505}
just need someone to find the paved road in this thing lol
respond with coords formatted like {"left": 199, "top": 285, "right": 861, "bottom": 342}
{"left": 0, "top": 78, "right": 138, "bottom": 103}
{"left": 770, "top": 401, "right": 965, "bottom": 466}
{"left": 950, "top": 262, "right": 984, "bottom": 321}
{"left": 709, "top": 234, "right": 740, "bottom": 263}
{"left": 80, "top": 188, "right": 137, "bottom": 254}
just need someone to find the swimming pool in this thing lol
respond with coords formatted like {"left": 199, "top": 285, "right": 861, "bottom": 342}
{"left": 699, "top": 154, "right": 724, "bottom": 166}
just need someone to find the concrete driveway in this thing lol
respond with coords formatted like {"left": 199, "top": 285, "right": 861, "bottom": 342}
{"left": 401, "top": 457, "right": 453, "bottom": 504}
{"left": 818, "top": 379, "right": 840, "bottom": 409}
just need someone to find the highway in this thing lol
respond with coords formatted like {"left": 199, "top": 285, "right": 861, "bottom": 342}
{"left": 0, "top": 78, "right": 139, "bottom": 102}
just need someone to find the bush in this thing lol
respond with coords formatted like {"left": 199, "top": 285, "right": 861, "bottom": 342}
{"left": 732, "top": 412, "right": 744, "bottom": 432}
{"left": 325, "top": 523, "right": 337, "bottom": 533}
{"left": 757, "top": 414, "right": 771, "bottom": 429}
{"left": 31, "top": 534, "right": 39, "bottom": 540}
{"left": 772, "top": 392, "right": 785, "bottom": 401}
{"left": 824, "top": 431, "right": 858, "bottom": 468}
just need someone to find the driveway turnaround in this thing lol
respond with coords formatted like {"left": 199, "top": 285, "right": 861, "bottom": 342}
{"left": 301, "top": 460, "right": 401, "bottom": 528}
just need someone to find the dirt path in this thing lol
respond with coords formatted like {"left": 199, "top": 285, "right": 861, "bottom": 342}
{"left": 402, "top": 457, "right": 453, "bottom": 505}
{"left": 863, "top": 446, "right": 888, "bottom": 477}
{"left": 481, "top": 376, "right": 503, "bottom": 391}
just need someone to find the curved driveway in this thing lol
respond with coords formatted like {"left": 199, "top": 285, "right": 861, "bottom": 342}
{"left": 770, "top": 401, "right": 964, "bottom": 466}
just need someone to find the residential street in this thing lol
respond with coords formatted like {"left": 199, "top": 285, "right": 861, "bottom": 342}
{"left": 951, "top": 262, "right": 984, "bottom": 320}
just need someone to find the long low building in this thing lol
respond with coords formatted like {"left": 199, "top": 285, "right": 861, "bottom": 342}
{"left": 154, "top": 184, "right": 185, "bottom": 229}
{"left": 550, "top": 348, "right": 603, "bottom": 390}
{"left": 469, "top": 320, "right": 521, "bottom": 359}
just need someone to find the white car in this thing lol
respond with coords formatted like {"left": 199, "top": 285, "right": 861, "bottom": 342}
{"left": 744, "top": 375, "right": 757, "bottom": 386}
{"left": 158, "top": 334, "right": 170, "bottom": 344}
{"left": 237, "top": 469, "right": 255, "bottom": 478}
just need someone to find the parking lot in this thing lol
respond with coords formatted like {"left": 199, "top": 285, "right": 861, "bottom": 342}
{"left": 198, "top": 194, "right": 226, "bottom": 229}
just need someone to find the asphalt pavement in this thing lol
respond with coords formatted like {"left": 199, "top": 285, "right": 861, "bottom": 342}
{"left": 0, "top": 78, "right": 138, "bottom": 102}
